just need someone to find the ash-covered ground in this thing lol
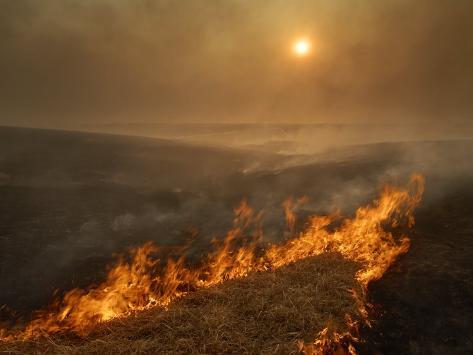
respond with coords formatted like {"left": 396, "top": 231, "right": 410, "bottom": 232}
{"left": 0, "top": 125, "right": 472, "bottom": 354}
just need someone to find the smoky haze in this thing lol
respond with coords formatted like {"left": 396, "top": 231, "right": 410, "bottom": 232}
{"left": 1, "top": 0, "right": 473, "bottom": 128}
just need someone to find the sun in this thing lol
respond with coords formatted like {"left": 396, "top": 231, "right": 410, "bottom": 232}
{"left": 293, "top": 39, "right": 311, "bottom": 57}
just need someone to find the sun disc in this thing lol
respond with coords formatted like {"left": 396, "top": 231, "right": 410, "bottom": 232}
{"left": 293, "top": 39, "right": 311, "bottom": 57}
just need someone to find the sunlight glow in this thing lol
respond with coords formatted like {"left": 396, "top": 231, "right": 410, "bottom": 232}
{"left": 293, "top": 39, "right": 311, "bottom": 57}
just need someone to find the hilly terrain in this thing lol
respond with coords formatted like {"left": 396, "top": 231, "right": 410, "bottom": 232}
{"left": 0, "top": 126, "right": 472, "bottom": 353}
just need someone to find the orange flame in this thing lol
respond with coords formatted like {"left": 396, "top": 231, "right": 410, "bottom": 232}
{"left": 283, "top": 196, "right": 309, "bottom": 233}
{"left": 0, "top": 174, "right": 424, "bottom": 351}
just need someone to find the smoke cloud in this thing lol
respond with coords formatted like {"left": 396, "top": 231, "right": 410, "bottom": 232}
{"left": 0, "top": 0, "right": 472, "bottom": 127}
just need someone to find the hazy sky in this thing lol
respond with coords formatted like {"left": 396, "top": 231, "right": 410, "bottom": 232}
{"left": 1, "top": 0, "right": 472, "bottom": 127}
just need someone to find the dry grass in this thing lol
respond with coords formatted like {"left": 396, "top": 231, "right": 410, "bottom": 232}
{"left": 0, "top": 253, "right": 362, "bottom": 354}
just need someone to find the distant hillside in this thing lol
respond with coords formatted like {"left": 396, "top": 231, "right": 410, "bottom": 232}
{"left": 74, "top": 122, "right": 473, "bottom": 154}
{"left": 0, "top": 126, "right": 281, "bottom": 190}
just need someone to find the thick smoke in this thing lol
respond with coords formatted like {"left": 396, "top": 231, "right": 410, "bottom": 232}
{"left": 0, "top": 0, "right": 472, "bottom": 126}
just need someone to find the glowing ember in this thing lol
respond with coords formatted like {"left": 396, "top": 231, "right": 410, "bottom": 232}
{"left": 0, "top": 174, "right": 424, "bottom": 353}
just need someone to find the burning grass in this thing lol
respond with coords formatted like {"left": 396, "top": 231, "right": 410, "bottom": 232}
{"left": 0, "top": 174, "right": 424, "bottom": 353}
{"left": 1, "top": 254, "right": 361, "bottom": 354}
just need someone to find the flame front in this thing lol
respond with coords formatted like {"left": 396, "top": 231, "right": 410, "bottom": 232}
{"left": 0, "top": 174, "right": 425, "bottom": 353}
